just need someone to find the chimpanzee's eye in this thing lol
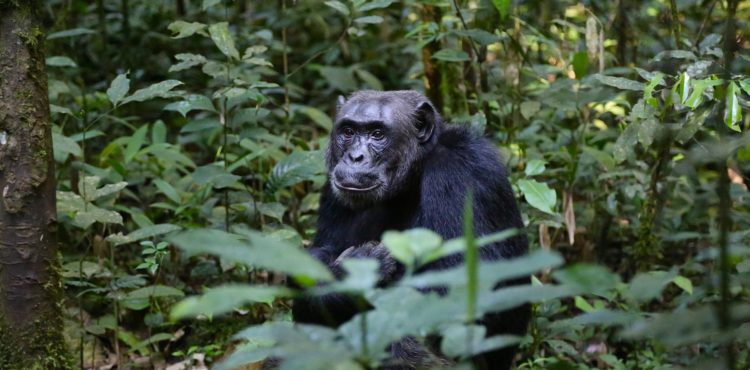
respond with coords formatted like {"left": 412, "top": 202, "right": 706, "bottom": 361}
{"left": 343, "top": 127, "right": 355, "bottom": 138}
{"left": 371, "top": 129, "right": 384, "bottom": 140}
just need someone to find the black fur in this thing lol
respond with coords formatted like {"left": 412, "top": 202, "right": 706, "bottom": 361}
{"left": 293, "top": 91, "right": 529, "bottom": 370}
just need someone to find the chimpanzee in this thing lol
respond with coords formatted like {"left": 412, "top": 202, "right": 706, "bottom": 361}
{"left": 292, "top": 90, "right": 529, "bottom": 370}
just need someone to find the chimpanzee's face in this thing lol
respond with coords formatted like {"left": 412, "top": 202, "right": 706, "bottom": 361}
{"left": 327, "top": 91, "right": 436, "bottom": 208}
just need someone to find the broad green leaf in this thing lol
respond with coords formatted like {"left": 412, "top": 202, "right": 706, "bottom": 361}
{"left": 52, "top": 132, "right": 82, "bottom": 162}
{"left": 432, "top": 49, "right": 470, "bottom": 62}
{"left": 643, "top": 72, "right": 665, "bottom": 108}
{"left": 319, "top": 66, "right": 357, "bottom": 91}
{"left": 122, "top": 80, "right": 183, "bottom": 105}
{"left": 243, "top": 45, "right": 268, "bottom": 58}
{"left": 46, "top": 56, "right": 77, "bottom": 68}
{"left": 192, "top": 164, "right": 240, "bottom": 189}
{"left": 125, "top": 285, "right": 184, "bottom": 300}
{"left": 170, "top": 229, "right": 334, "bottom": 281}
{"left": 299, "top": 106, "right": 333, "bottom": 131}
{"left": 672, "top": 275, "right": 693, "bottom": 295}
{"left": 105, "top": 224, "right": 182, "bottom": 246}
{"left": 164, "top": 94, "right": 216, "bottom": 117}
{"left": 124, "top": 125, "right": 148, "bottom": 163}
{"left": 47, "top": 28, "right": 94, "bottom": 39}
{"left": 354, "top": 69, "right": 384, "bottom": 90}
{"left": 167, "top": 21, "right": 207, "bottom": 39}
{"left": 57, "top": 191, "right": 123, "bottom": 228}
{"left": 520, "top": 101, "right": 541, "bottom": 120}
{"left": 572, "top": 52, "right": 588, "bottom": 79}
{"left": 739, "top": 79, "right": 750, "bottom": 96}
{"left": 382, "top": 228, "right": 443, "bottom": 268}
{"left": 209, "top": 22, "right": 240, "bottom": 60}
{"left": 593, "top": 74, "right": 645, "bottom": 91}
{"left": 613, "top": 122, "right": 638, "bottom": 163}
{"left": 724, "top": 81, "right": 742, "bottom": 131}
{"left": 553, "top": 263, "right": 620, "bottom": 296}
{"left": 202, "top": 0, "right": 221, "bottom": 10}
{"left": 324, "top": 0, "right": 349, "bottom": 15}
{"left": 524, "top": 159, "right": 546, "bottom": 177}
{"left": 582, "top": 147, "right": 615, "bottom": 171}
{"left": 172, "top": 285, "right": 292, "bottom": 319}
{"left": 357, "top": 0, "right": 394, "bottom": 11}
{"left": 652, "top": 50, "right": 697, "bottom": 61}
{"left": 491, "top": 0, "right": 511, "bottom": 20}
{"left": 107, "top": 73, "right": 130, "bottom": 106}
{"left": 267, "top": 151, "right": 326, "bottom": 192}
{"left": 454, "top": 29, "right": 500, "bottom": 46}
{"left": 628, "top": 270, "right": 676, "bottom": 302}
{"left": 169, "top": 53, "right": 207, "bottom": 72}
{"left": 353, "top": 16, "right": 384, "bottom": 24}
{"left": 78, "top": 176, "right": 128, "bottom": 202}
{"left": 153, "top": 179, "right": 181, "bottom": 203}
{"left": 517, "top": 179, "right": 556, "bottom": 214}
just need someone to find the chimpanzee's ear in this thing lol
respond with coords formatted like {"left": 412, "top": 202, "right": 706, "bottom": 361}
{"left": 337, "top": 95, "right": 347, "bottom": 111}
{"left": 415, "top": 101, "right": 438, "bottom": 144}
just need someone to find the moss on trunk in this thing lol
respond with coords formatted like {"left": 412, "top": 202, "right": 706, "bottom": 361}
{"left": 0, "top": 1, "right": 72, "bottom": 369}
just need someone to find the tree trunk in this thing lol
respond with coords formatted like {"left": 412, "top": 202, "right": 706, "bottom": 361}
{"left": 0, "top": 2, "right": 72, "bottom": 369}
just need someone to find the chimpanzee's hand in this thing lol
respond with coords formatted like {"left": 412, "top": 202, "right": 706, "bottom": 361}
{"left": 333, "top": 241, "right": 400, "bottom": 286}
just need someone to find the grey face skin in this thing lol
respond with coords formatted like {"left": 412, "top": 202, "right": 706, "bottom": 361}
{"left": 326, "top": 90, "right": 439, "bottom": 208}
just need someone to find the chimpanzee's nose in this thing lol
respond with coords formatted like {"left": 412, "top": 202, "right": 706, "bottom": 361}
{"left": 348, "top": 152, "right": 364, "bottom": 163}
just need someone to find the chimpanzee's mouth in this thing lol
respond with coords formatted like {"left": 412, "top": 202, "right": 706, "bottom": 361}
{"left": 332, "top": 180, "right": 382, "bottom": 192}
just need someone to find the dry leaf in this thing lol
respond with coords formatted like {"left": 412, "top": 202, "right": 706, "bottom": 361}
{"left": 563, "top": 190, "right": 576, "bottom": 245}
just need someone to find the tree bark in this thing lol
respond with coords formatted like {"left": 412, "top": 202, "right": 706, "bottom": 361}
{"left": 0, "top": 1, "right": 72, "bottom": 369}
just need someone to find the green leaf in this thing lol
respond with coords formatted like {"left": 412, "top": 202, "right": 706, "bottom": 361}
{"left": 353, "top": 16, "right": 384, "bottom": 25}
{"left": 105, "top": 224, "right": 182, "bottom": 246}
{"left": 593, "top": 74, "right": 645, "bottom": 91}
{"left": 382, "top": 228, "right": 443, "bottom": 268}
{"left": 267, "top": 151, "right": 326, "bottom": 192}
{"left": 724, "top": 81, "right": 742, "bottom": 131}
{"left": 491, "top": 0, "right": 511, "bottom": 20}
{"left": 324, "top": 0, "right": 349, "bottom": 15}
{"left": 172, "top": 284, "right": 292, "bottom": 319}
{"left": 354, "top": 69, "right": 384, "bottom": 90}
{"left": 107, "top": 73, "right": 130, "bottom": 106}
{"left": 52, "top": 132, "right": 82, "bottom": 162}
{"left": 643, "top": 72, "right": 665, "bottom": 108}
{"left": 672, "top": 275, "right": 693, "bottom": 295}
{"left": 739, "top": 79, "right": 750, "bottom": 96}
{"left": 319, "top": 66, "right": 357, "bottom": 91}
{"left": 192, "top": 164, "right": 240, "bottom": 189}
{"left": 125, "top": 285, "right": 184, "bottom": 300}
{"left": 357, "top": 0, "right": 394, "bottom": 11}
{"left": 167, "top": 21, "right": 207, "bottom": 39}
{"left": 553, "top": 264, "right": 620, "bottom": 296}
{"left": 520, "top": 101, "right": 541, "bottom": 120}
{"left": 169, "top": 53, "right": 207, "bottom": 72}
{"left": 124, "top": 125, "right": 148, "bottom": 163}
{"left": 57, "top": 191, "right": 123, "bottom": 228}
{"left": 164, "top": 94, "right": 215, "bottom": 117}
{"left": 122, "top": 80, "right": 183, "bottom": 105}
{"left": 299, "top": 106, "right": 333, "bottom": 131}
{"left": 153, "top": 179, "right": 181, "bottom": 203}
{"left": 517, "top": 179, "right": 556, "bottom": 214}
{"left": 46, "top": 56, "right": 77, "bottom": 68}
{"left": 628, "top": 270, "right": 676, "bottom": 302}
{"left": 47, "top": 28, "right": 94, "bottom": 39}
{"left": 202, "top": 0, "right": 221, "bottom": 10}
{"left": 524, "top": 159, "right": 546, "bottom": 177}
{"left": 209, "top": 22, "right": 240, "bottom": 60}
{"left": 572, "top": 52, "right": 588, "bottom": 79}
{"left": 169, "top": 229, "right": 334, "bottom": 281}
{"left": 613, "top": 122, "right": 638, "bottom": 163}
{"left": 432, "top": 49, "right": 470, "bottom": 62}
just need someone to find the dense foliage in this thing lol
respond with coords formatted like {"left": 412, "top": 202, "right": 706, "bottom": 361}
{"left": 33, "top": 0, "right": 750, "bottom": 369}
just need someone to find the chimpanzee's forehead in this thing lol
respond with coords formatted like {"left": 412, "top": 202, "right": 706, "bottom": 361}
{"left": 337, "top": 98, "right": 408, "bottom": 124}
